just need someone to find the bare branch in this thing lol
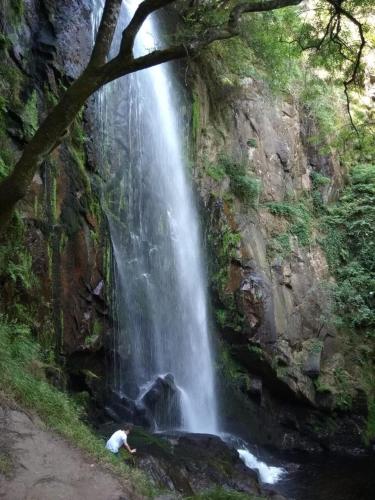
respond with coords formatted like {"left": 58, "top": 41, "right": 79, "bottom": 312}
{"left": 120, "top": 0, "right": 175, "bottom": 57}
{"left": 327, "top": 0, "right": 366, "bottom": 132}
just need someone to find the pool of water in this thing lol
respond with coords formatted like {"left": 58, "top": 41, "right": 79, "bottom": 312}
{"left": 274, "top": 452, "right": 375, "bottom": 500}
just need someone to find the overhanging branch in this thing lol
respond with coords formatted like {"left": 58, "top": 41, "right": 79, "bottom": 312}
{"left": 89, "top": 0, "right": 122, "bottom": 67}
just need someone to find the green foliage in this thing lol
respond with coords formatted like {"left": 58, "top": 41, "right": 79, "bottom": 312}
{"left": 334, "top": 367, "right": 353, "bottom": 410}
{"left": 0, "top": 314, "right": 151, "bottom": 495}
{"left": 187, "top": 487, "right": 263, "bottom": 500}
{"left": 0, "top": 34, "right": 11, "bottom": 52}
{"left": 0, "top": 212, "right": 36, "bottom": 292}
{"left": 0, "top": 452, "right": 13, "bottom": 477}
{"left": 0, "top": 61, "right": 24, "bottom": 110}
{"left": 192, "top": 92, "right": 201, "bottom": 142}
{"left": 210, "top": 222, "right": 241, "bottom": 293}
{"left": 266, "top": 233, "right": 291, "bottom": 260}
{"left": 239, "top": 9, "right": 303, "bottom": 93}
{"left": 217, "top": 347, "right": 251, "bottom": 393}
{"left": 207, "top": 37, "right": 257, "bottom": 86}
{"left": 322, "top": 164, "right": 375, "bottom": 333}
{"left": 9, "top": 0, "right": 24, "bottom": 23}
{"left": 8, "top": 252, "right": 36, "bottom": 291}
{"left": 206, "top": 162, "right": 226, "bottom": 182}
{"left": 22, "top": 90, "right": 39, "bottom": 140}
{"left": 311, "top": 171, "right": 331, "bottom": 213}
{"left": 266, "top": 201, "right": 312, "bottom": 247}
{"left": 68, "top": 113, "right": 91, "bottom": 192}
{"left": 218, "top": 156, "right": 261, "bottom": 208}
{"left": 0, "top": 156, "right": 10, "bottom": 180}
{"left": 314, "top": 377, "right": 333, "bottom": 394}
{"left": 311, "top": 172, "right": 331, "bottom": 187}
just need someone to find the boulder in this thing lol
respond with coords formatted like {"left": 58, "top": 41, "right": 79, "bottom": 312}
{"left": 140, "top": 374, "right": 182, "bottom": 429}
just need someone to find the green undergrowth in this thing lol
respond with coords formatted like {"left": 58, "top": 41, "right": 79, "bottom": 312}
{"left": 209, "top": 220, "right": 241, "bottom": 294}
{"left": 265, "top": 199, "right": 313, "bottom": 260}
{"left": 0, "top": 315, "right": 152, "bottom": 496}
{"left": 0, "top": 212, "right": 37, "bottom": 294}
{"left": 187, "top": 488, "right": 264, "bottom": 500}
{"left": 0, "top": 451, "right": 13, "bottom": 477}
{"left": 217, "top": 346, "right": 250, "bottom": 394}
{"left": 322, "top": 164, "right": 375, "bottom": 334}
{"left": 215, "top": 156, "right": 261, "bottom": 208}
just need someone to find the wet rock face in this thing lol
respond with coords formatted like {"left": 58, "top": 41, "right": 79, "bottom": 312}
{"left": 190, "top": 63, "right": 368, "bottom": 451}
{"left": 140, "top": 374, "right": 182, "bottom": 430}
{"left": 0, "top": 1, "right": 110, "bottom": 398}
{"left": 104, "top": 374, "right": 183, "bottom": 431}
{"left": 130, "top": 430, "right": 271, "bottom": 497}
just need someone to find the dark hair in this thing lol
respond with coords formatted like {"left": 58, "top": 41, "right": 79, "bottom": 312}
{"left": 123, "top": 423, "right": 133, "bottom": 432}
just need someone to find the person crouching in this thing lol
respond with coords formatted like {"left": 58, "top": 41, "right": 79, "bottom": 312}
{"left": 106, "top": 424, "right": 136, "bottom": 455}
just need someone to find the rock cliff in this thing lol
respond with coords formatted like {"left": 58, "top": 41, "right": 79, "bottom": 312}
{"left": 0, "top": 0, "right": 110, "bottom": 402}
{"left": 189, "top": 55, "right": 371, "bottom": 453}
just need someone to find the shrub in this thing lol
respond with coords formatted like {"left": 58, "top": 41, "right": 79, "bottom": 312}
{"left": 219, "top": 156, "right": 261, "bottom": 208}
{"left": 322, "top": 164, "right": 375, "bottom": 333}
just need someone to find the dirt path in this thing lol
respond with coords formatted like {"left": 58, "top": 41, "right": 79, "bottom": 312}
{"left": 0, "top": 404, "right": 142, "bottom": 500}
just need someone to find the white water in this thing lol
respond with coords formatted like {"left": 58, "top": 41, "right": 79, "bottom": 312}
{"left": 92, "top": 1, "right": 286, "bottom": 484}
{"left": 238, "top": 449, "right": 285, "bottom": 485}
{"left": 92, "top": 0, "right": 218, "bottom": 434}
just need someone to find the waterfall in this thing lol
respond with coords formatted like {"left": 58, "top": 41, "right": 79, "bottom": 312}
{"left": 92, "top": 1, "right": 218, "bottom": 434}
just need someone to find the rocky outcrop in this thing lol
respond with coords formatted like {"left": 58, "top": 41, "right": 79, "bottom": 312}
{"left": 0, "top": 1, "right": 110, "bottom": 400}
{"left": 190, "top": 58, "right": 369, "bottom": 452}
{"left": 99, "top": 423, "right": 283, "bottom": 499}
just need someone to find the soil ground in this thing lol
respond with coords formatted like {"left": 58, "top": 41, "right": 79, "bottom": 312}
{"left": 0, "top": 402, "right": 142, "bottom": 500}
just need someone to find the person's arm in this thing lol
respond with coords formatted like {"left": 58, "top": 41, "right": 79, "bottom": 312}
{"left": 123, "top": 442, "right": 136, "bottom": 454}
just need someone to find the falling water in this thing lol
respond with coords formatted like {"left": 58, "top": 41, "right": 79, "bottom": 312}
{"left": 92, "top": 1, "right": 218, "bottom": 433}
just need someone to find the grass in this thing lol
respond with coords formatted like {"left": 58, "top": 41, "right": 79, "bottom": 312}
{"left": 0, "top": 315, "right": 153, "bottom": 496}
{"left": 0, "top": 451, "right": 13, "bottom": 477}
{"left": 187, "top": 488, "right": 264, "bottom": 500}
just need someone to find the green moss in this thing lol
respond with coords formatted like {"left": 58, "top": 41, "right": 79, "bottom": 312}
{"left": 131, "top": 427, "right": 172, "bottom": 455}
{"left": 314, "top": 377, "right": 333, "bottom": 394}
{"left": 0, "top": 34, "right": 11, "bottom": 52}
{"left": 0, "top": 156, "right": 11, "bottom": 180}
{"left": 206, "top": 162, "right": 226, "bottom": 182}
{"left": 0, "top": 212, "right": 37, "bottom": 292}
{"left": 209, "top": 222, "right": 241, "bottom": 296}
{"left": 22, "top": 90, "right": 38, "bottom": 140}
{"left": 266, "top": 233, "right": 291, "bottom": 260}
{"left": 266, "top": 200, "right": 312, "bottom": 247}
{"left": 0, "top": 62, "right": 24, "bottom": 109}
{"left": 217, "top": 346, "right": 251, "bottom": 393}
{"left": 246, "top": 138, "right": 257, "bottom": 148}
{"left": 9, "top": 0, "right": 25, "bottom": 23}
{"left": 219, "top": 156, "right": 261, "bottom": 208}
{"left": 333, "top": 367, "right": 353, "bottom": 410}
{"left": 192, "top": 92, "right": 201, "bottom": 143}
{"left": 0, "top": 451, "right": 13, "bottom": 477}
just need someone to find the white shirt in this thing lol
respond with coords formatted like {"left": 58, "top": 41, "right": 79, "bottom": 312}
{"left": 105, "top": 430, "right": 128, "bottom": 453}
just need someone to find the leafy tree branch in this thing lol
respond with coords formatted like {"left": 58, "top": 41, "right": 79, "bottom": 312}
{"left": 0, "top": 0, "right": 369, "bottom": 229}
